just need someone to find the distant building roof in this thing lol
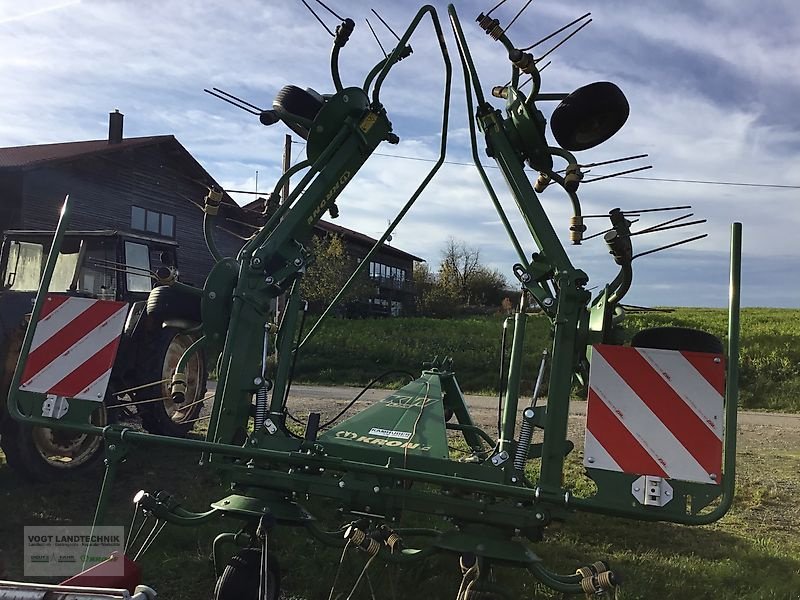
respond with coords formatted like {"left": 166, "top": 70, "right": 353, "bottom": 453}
{"left": 241, "top": 197, "right": 424, "bottom": 263}
{"left": 315, "top": 219, "right": 424, "bottom": 262}
{"left": 0, "top": 135, "right": 174, "bottom": 170}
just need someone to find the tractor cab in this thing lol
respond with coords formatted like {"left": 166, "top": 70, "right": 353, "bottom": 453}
{"left": 0, "top": 229, "right": 178, "bottom": 301}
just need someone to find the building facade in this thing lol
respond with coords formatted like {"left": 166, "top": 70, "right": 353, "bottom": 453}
{"left": 0, "top": 113, "right": 248, "bottom": 287}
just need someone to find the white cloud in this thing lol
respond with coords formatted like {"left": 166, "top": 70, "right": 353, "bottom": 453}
{"left": 1, "top": 0, "right": 798, "bottom": 306}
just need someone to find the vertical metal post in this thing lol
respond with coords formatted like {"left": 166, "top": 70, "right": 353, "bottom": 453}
{"left": 281, "top": 134, "right": 292, "bottom": 203}
{"left": 275, "top": 134, "right": 293, "bottom": 322}
{"left": 83, "top": 441, "right": 123, "bottom": 568}
{"left": 499, "top": 311, "right": 527, "bottom": 454}
{"left": 724, "top": 222, "right": 742, "bottom": 486}
{"left": 8, "top": 196, "right": 71, "bottom": 420}
{"left": 538, "top": 278, "right": 584, "bottom": 491}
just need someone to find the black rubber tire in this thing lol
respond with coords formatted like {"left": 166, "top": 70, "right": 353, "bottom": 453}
{"left": 550, "top": 81, "right": 630, "bottom": 151}
{"left": 0, "top": 404, "right": 107, "bottom": 481}
{"left": 273, "top": 85, "right": 324, "bottom": 140}
{"left": 146, "top": 285, "right": 202, "bottom": 322}
{"left": 138, "top": 328, "right": 207, "bottom": 437}
{"left": 631, "top": 326, "right": 723, "bottom": 354}
{"left": 214, "top": 548, "right": 280, "bottom": 600}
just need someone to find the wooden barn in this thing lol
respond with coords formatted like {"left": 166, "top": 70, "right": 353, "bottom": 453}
{"left": 0, "top": 111, "right": 248, "bottom": 287}
{"left": 0, "top": 112, "right": 423, "bottom": 314}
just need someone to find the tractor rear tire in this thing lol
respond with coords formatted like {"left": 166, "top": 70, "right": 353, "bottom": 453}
{"left": 631, "top": 326, "right": 723, "bottom": 354}
{"left": 0, "top": 404, "right": 107, "bottom": 481}
{"left": 146, "top": 285, "right": 202, "bottom": 323}
{"left": 214, "top": 548, "right": 280, "bottom": 600}
{"left": 138, "top": 327, "right": 207, "bottom": 437}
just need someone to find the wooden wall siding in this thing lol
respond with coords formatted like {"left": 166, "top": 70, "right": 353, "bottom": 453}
{"left": 19, "top": 144, "right": 245, "bottom": 287}
{"left": 0, "top": 172, "right": 23, "bottom": 235}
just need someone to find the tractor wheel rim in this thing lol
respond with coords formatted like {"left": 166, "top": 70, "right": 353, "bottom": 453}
{"left": 161, "top": 333, "right": 203, "bottom": 424}
{"left": 31, "top": 405, "right": 107, "bottom": 468}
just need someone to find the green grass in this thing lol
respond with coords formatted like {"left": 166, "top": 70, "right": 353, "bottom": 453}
{"left": 296, "top": 308, "right": 800, "bottom": 412}
{"left": 1, "top": 427, "right": 799, "bottom": 599}
{"left": 2, "top": 306, "right": 800, "bottom": 598}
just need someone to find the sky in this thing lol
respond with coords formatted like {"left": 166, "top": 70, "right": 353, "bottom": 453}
{"left": 1, "top": 0, "right": 798, "bottom": 308}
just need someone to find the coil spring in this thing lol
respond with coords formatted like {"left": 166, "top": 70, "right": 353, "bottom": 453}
{"left": 385, "top": 531, "right": 401, "bottom": 553}
{"left": 348, "top": 528, "right": 381, "bottom": 556}
{"left": 513, "top": 408, "right": 536, "bottom": 471}
{"left": 476, "top": 13, "right": 504, "bottom": 39}
{"left": 577, "top": 563, "right": 616, "bottom": 597}
{"left": 254, "top": 385, "right": 268, "bottom": 430}
{"left": 570, "top": 215, "right": 586, "bottom": 244}
{"left": 511, "top": 50, "right": 536, "bottom": 74}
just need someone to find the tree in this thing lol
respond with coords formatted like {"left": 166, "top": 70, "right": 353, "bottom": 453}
{"left": 413, "top": 239, "right": 509, "bottom": 317}
{"left": 413, "top": 262, "right": 459, "bottom": 317}
{"left": 300, "top": 233, "right": 373, "bottom": 314}
{"left": 438, "top": 238, "right": 506, "bottom": 306}
{"left": 467, "top": 265, "right": 507, "bottom": 306}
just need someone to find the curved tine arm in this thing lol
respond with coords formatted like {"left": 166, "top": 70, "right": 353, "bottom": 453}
{"left": 363, "top": 56, "right": 389, "bottom": 93}
{"left": 449, "top": 4, "right": 529, "bottom": 266}
{"left": 607, "top": 262, "right": 632, "bottom": 305}
{"left": 544, "top": 170, "right": 582, "bottom": 220}
{"left": 203, "top": 211, "right": 224, "bottom": 262}
{"left": 299, "top": 9, "right": 453, "bottom": 350}
{"left": 331, "top": 44, "right": 344, "bottom": 93}
{"left": 372, "top": 5, "right": 447, "bottom": 106}
{"left": 527, "top": 562, "right": 584, "bottom": 593}
{"left": 448, "top": 5, "right": 487, "bottom": 107}
{"left": 238, "top": 129, "right": 350, "bottom": 261}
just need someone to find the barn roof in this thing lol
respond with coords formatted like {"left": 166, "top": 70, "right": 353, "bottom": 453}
{"left": 0, "top": 135, "right": 246, "bottom": 221}
{"left": 0, "top": 135, "right": 174, "bottom": 169}
{"left": 241, "top": 198, "right": 424, "bottom": 263}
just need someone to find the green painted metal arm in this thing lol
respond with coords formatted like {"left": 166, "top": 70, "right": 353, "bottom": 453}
{"left": 331, "top": 43, "right": 344, "bottom": 93}
{"left": 448, "top": 7, "right": 529, "bottom": 269}
{"left": 448, "top": 6, "right": 573, "bottom": 273}
{"left": 371, "top": 5, "right": 447, "bottom": 107}
{"left": 694, "top": 220, "right": 741, "bottom": 523}
{"left": 253, "top": 159, "right": 314, "bottom": 241}
{"left": 7, "top": 196, "right": 72, "bottom": 424}
{"left": 297, "top": 6, "right": 452, "bottom": 349}
{"left": 203, "top": 211, "right": 224, "bottom": 262}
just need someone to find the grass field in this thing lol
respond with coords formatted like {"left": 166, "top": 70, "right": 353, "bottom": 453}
{"left": 1, "top": 415, "right": 799, "bottom": 599}
{"left": 1, "top": 307, "right": 799, "bottom": 598}
{"left": 295, "top": 308, "right": 800, "bottom": 412}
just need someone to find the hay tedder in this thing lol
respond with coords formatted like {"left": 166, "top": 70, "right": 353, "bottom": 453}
{"left": 5, "top": 3, "right": 741, "bottom": 599}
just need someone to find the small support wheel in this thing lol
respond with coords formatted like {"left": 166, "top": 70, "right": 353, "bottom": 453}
{"left": 214, "top": 548, "right": 280, "bottom": 600}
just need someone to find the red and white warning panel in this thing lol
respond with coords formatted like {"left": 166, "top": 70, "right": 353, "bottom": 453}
{"left": 19, "top": 294, "right": 128, "bottom": 403}
{"left": 584, "top": 344, "right": 725, "bottom": 485}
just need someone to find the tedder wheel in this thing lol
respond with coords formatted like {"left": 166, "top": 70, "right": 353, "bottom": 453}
{"left": 138, "top": 327, "right": 207, "bottom": 437}
{"left": 273, "top": 85, "right": 324, "bottom": 140}
{"left": 0, "top": 403, "right": 107, "bottom": 481}
{"left": 550, "top": 81, "right": 630, "bottom": 152}
{"left": 631, "top": 326, "right": 723, "bottom": 354}
{"left": 214, "top": 548, "right": 280, "bottom": 600}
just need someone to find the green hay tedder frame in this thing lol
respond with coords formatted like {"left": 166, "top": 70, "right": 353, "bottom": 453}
{"left": 7, "top": 4, "right": 742, "bottom": 598}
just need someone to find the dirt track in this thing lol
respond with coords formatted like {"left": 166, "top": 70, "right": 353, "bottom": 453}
{"left": 285, "top": 384, "right": 800, "bottom": 427}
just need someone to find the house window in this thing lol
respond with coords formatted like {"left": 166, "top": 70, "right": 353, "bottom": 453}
{"left": 368, "top": 262, "right": 407, "bottom": 283}
{"left": 131, "top": 205, "right": 175, "bottom": 238}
